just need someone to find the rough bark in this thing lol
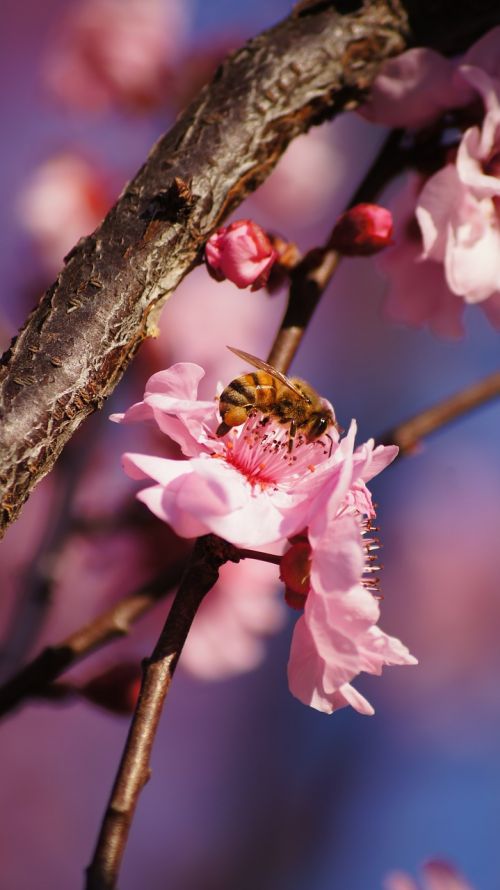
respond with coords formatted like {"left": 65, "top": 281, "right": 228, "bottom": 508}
{"left": 1, "top": 0, "right": 499, "bottom": 536}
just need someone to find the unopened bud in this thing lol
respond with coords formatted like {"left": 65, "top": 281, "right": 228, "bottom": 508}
{"left": 79, "top": 662, "right": 141, "bottom": 715}
{"left": 330, "top": 203, "right": 393, "bottom": 256}
{"left": 280, "top": 541, "right": 311, "bottom": 610}
{"left": 205, "top": 219, "right": 277, "bottom": 289}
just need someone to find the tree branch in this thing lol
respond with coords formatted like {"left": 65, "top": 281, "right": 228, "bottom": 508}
{"left": 379, "top": 370, "right": 500, "bottom": 454}
{"left": 85, "top": 535, "right": 240, "bottom": 890}
{"left": 0, "top": 559, "right": 186, "bottom": 720}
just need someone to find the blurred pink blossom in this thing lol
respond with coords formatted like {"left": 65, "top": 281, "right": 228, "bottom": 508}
{"left": 379, "top": 175, "right": 466, "bottom": 338}
{"left": 362, "top": 27, "right": 500, "bottom": 333}
{"left": 330, "top": 203, "right": 393, "bottom": 256}
{"left": 112, "top": 362, "right": 415, "bottom": 712}
{"left": 361, "top": 27, "right": 500, "bottom": 129}
{"left": 384, "top": 860, "right": 474, "bottom": 890}
{"left": 181, "top": 558, "right": 284, "bottom": 680}
{"left": 205, "top": 220, "right": 277, "bottom": 290}
{"left": 416, "top": 68, "right": 500, "bottom": 311}
{"left": 17, "top": 153, "right": 114, "bottom": 274}
{"left": 43, "top": 0, "right": 190, "bottom": 112}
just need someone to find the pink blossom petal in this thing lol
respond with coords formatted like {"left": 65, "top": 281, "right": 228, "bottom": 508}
{"left": 353, "top": 440, "right": 399, "bottom": 484}
{"left": 358, "top": 626, "right": 418, "bottom": 674}
{"left": 379, "top": 174, "right": 465, "bottom": 338}
{"left": 136, "top": 484, "right": 208, "bottom": 538}
{"left": 182, "top": 559, "right": 284, "bottom": 680}
{"left": 456, "top": 119, "right": 500, "bottom": 198}
{"left": 309, "top": 515, "right": 365, "bottom": 595}
{"left": 110, "top": 401, "right": 154, "bottom": 425}
{"left": 287, "top": 616, "right": 334, "bottom": 713}
{"left": 288, "top": 613, "right": 378, "bottom": 716}
{"left": 444, "top": 209, "right": 500, "bottom": 302}
{"left": 381, "top": 234, "right": 465, "bottom": 339}
{"left": 311, "top": 585, "right": 381, "bottom": 655}
{"left": 145, "top": 363, "right": 206, "bottom": 400}
{"left": 416, "top": 166, "right": 465, "bottom": 261}
{"left": 360, "top": 49, "right": 472, "bottom": 129}
{"left": 463, "top": 26, "right": 500, "bottom": 82}
{"left": 122, "top": 452, "right": 188, "bottom": 486}
{"left": 459, "top": 65, "right": 500, "bottom": 115}
{"left": 336, "top": 682, "right": 375, "bottom": 716}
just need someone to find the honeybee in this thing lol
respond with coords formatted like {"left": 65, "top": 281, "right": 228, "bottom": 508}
{"left": 216, "top": 346, "right": 337, "bottom": 452}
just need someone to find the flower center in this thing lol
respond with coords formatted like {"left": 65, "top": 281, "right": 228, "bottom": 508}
{"left": 220, "top": 413, "right": 330, "bottom": 488}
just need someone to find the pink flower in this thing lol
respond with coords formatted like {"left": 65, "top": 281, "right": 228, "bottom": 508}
{"left": 330, "top": 203, "right": 393, "bottom": 256}
{"left": 43, "top": 0, "right": 189, "bottom": 112}
{"left": 360, "top": 27, "right": 500, "bottom": 129}
{"left": 205, "top": 220, "right": 277, "bottom": 290}
{"left": 113, "top": 361, "right": 416, "bottom": 713}
{"left": 17, "top": 153, "right": 114, "bottom": 274}
{"left": 379, "top": 175, "right": 466, "bottom": 339}
{"left": 416, "top": 68, "right": 500, "bottom": 311}
{"left": 181, "top": 558, "right": 285, "bottom": 680}
{"left": 360, "top": 27, "right": 500, "bottom": 331}
{"left": 384, "top": 860, "right": 474, "bottom": 890}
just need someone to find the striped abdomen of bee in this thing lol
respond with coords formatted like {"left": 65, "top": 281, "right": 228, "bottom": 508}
{"left": 216, "top": 371, "right": 278, "bottom": 438}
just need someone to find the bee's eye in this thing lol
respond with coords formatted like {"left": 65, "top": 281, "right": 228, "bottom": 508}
{"left": 309, "top": 416, "right": 328, "bottom": 438}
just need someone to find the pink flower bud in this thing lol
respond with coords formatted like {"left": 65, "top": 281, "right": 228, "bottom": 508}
{"left": 330, "top": 203, "right": 393, "bottom": 256}
{"left": 205, "top": 219, "right": 277, "bottom": 289}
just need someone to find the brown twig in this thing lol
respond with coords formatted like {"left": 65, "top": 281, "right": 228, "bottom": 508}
{"left": 268, "top": 128, "right": 404, "bottom": 373}
{"left": 379, "top": 370, "right": 500, "bottom": 454}
{"left": 238, "top": 548, "right": 282, "bottom": 565}
{"left": 0, "top": 560, "right": 187, "bottom": 720}
{"left": 85, "top": 535, "right": 240, "bottom": 890}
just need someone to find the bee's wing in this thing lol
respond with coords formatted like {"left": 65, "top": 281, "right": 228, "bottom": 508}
{"left": 227, "top": 346, "right": 310, "bottom": 401}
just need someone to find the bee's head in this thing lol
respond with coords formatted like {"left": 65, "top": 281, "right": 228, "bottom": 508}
{"left": 306, "top": 406, "right": 335, "bottom": 442}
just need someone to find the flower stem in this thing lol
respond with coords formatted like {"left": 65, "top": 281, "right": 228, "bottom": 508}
{"left": 238, "top": 548, "right": 282, "bottom": 565}
{"left": 0, "top": 560, "right": 187, "bottom": 720}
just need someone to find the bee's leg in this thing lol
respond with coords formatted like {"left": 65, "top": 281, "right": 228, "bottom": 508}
{"left": 288, "top": 420, "right": 297, "bottom": 452}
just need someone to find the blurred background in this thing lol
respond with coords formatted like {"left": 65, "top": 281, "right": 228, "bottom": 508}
{"left": 1, "top": 1, "right": 500, "bottom": 888}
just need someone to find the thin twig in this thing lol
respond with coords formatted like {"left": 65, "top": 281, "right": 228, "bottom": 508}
{"left": 85, "top": 535, "right": 240, "bottom": 890}
{"left": 379, "top": 370, "right": 500, "bottom": 455}
{"left": 268, "top": 129, "right": 403, "bottom": 374}
{"left": 0, "top": 560, "right": 187, "bottom": 720}
{"left": 238, "top": 548, "right": 281, "bottom": 565}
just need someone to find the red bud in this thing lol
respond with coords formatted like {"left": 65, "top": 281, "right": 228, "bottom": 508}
{"left": 330, "top": 203, "right": 393, "bottom": 256}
